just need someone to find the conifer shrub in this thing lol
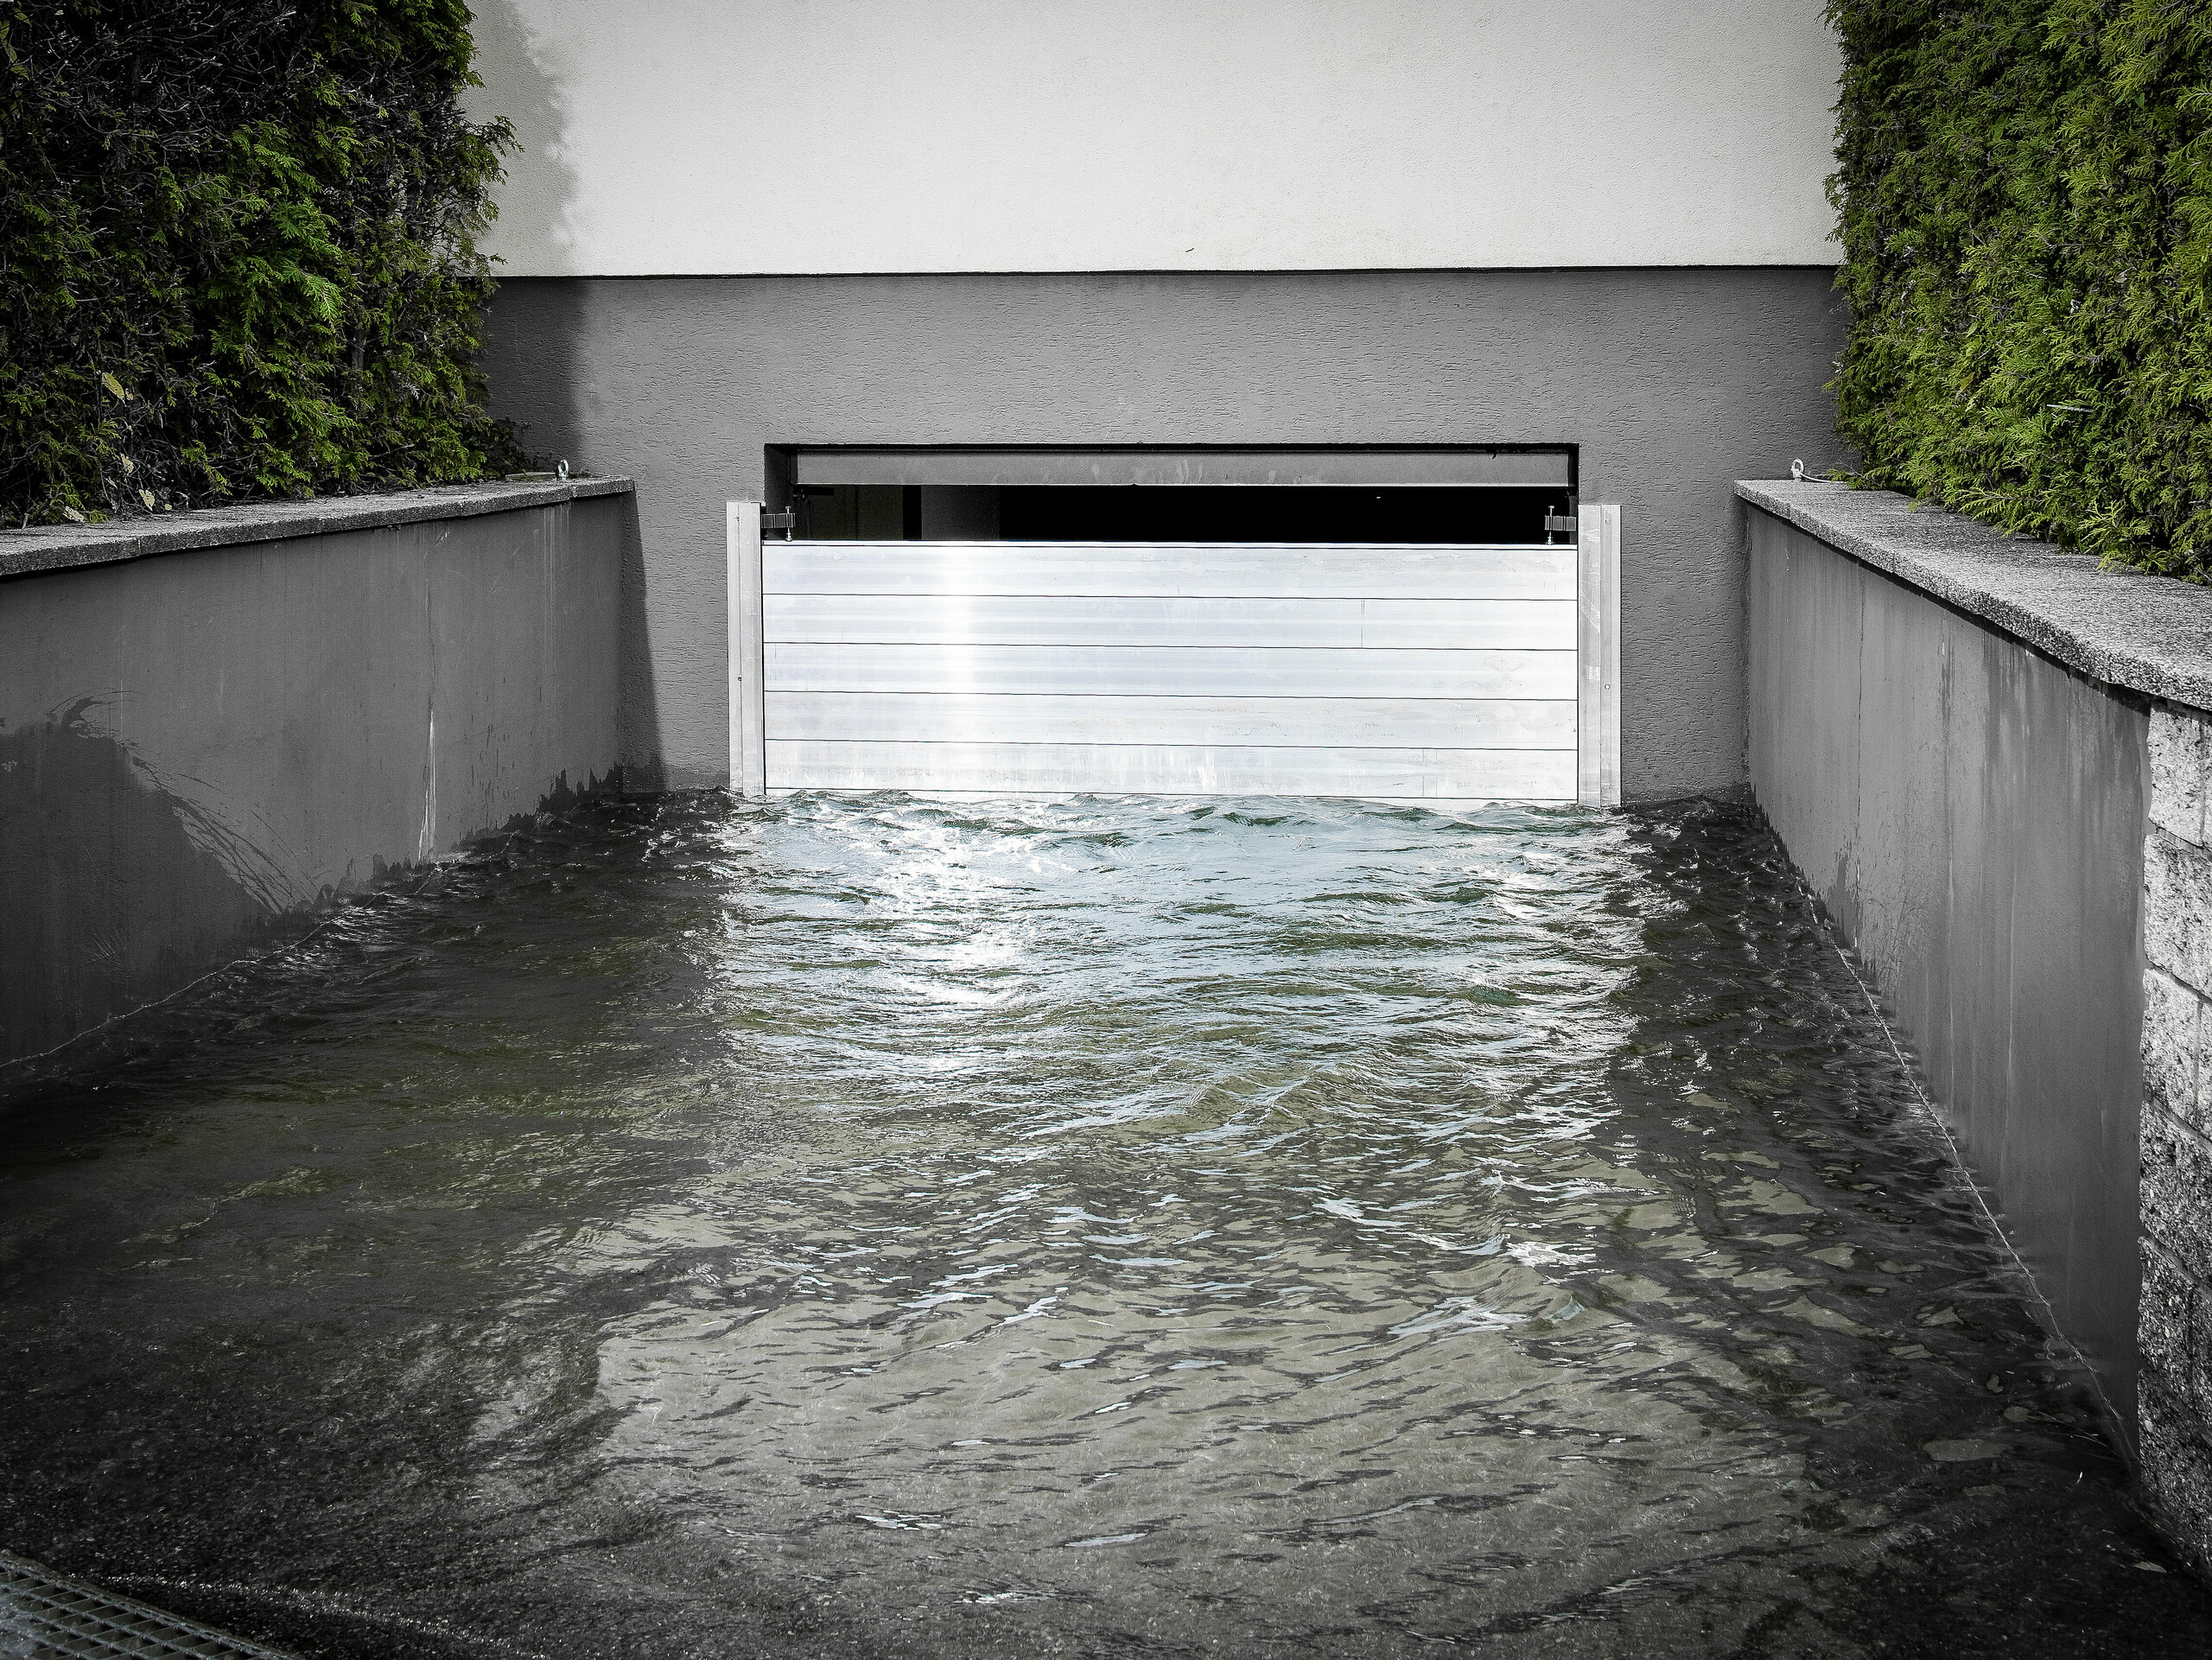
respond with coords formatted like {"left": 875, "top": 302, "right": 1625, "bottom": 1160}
{"left": 0, "top": 0, "right": 518, "bottom": 527}
{"left": 1828, "top": 1, "right": 2212, "bottom": 579}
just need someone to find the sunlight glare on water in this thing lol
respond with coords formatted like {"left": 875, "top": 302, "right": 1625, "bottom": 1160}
{"left": 0, "top": 792, "right": 2202, "bottom": 1659}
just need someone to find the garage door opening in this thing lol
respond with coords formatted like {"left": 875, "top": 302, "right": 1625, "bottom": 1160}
{"left": 794, "top": 485, "right": 1562, "bottom": 544}
{"left": 733, "top": 448, "right": 1618, "bottom": 810}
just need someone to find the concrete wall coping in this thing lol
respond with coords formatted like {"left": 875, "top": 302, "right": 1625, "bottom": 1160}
{"left": 1739, "top": 480, "right": 2212, "bottom": 715}
{"left": 0, "top": 477, "right": 634, "bottom": 582}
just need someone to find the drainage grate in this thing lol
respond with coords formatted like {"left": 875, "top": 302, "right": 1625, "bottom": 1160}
{"left": 0, "top": 1553, "right": 295, "bottom": 1660}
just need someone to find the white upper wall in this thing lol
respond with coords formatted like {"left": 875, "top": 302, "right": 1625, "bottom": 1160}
{"left": 465, "top": 0, "right": 1841, "bottom": 277}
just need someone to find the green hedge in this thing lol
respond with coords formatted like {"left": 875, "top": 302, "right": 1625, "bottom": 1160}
{"left": 1829, "top": 1, "right": 2212, "bottom": 579}
{"left": 0, "top": 1, "right": 518, "bottom": 528}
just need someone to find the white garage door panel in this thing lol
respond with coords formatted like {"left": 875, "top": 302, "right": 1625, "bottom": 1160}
{"left": 766, "top": 543, "right": 1576, "bottom": 601}
{"left": 768, "top": 692, "right": 1577, "bottom": 749}
{"left": 765, "top": 595, "right": 1575, "bottom": 650}
{"left": 768, "top": 741, "right": 1578, "bottom": 801}
{"left": 766, "top": 643, "right": 1576, "bottom": 699}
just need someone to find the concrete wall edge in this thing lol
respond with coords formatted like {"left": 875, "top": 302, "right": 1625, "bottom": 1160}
{"left": 0, "top": 477, "right": 636, "bottom": 582}
{"left": 1738, "top": 481, "right": 2212, "bottom": 715}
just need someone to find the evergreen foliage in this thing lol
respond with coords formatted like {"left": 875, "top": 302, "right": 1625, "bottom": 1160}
{"left": 1829, "top": 0, "right": 2212, "bottom": 579}
{"left": 0, "top": 1, "right": 518, "bottom": 527}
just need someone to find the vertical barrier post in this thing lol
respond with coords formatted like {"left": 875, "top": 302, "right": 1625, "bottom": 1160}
{"left": 1576, "top": 504, "right": 1622, "bottom": 807}
{"left": 728, "top": 499, "right": 767, "bottom": 798}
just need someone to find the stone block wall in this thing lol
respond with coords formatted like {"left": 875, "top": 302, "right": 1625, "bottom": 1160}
{"left": 2143, "top": 699, "right": 2212, "bottom": 1564}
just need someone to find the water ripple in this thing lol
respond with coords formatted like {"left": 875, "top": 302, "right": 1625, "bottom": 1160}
{"left": 0, "top": 792, "right": 2202, "bottom": 1657}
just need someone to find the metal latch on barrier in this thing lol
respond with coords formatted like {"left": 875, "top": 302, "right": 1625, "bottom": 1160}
{"left": 1543, "top": 509, "right": 1578, "bottom": 542}
{"left": 761, "top": 509, "right": 796, "bottom": 537}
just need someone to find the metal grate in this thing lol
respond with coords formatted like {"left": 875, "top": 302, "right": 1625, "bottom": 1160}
{"left": 0, "top": 1553, "right": 295, "bottom": 1660}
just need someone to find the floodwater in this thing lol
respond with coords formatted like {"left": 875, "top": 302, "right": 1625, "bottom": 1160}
{"left": 0, "top": 793, "right": 2204, "bottom": 1660}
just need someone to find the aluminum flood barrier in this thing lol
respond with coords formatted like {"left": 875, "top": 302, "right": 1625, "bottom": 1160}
{"left": 728, "top": 508, "right": 1619, "bottom": 806}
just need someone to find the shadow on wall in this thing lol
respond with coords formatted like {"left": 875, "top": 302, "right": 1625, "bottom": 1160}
{"left": 470, "top": 0, "right": 664, "bottom": 786}
{"left": 608, "top": 491, "right": 665, "bottom": 790}
{"left": 468, "top": 0, "right": 580, "bottom": 291}
{"left": 0, "top": 696, "right": 620, "bottom": 1068}
{"left": 0, "top": 701, "right": 292, "bottom": 1061}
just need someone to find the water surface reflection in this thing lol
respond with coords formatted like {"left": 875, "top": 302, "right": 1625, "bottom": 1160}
{"left": 0, "top": 794, "right": 2201, "bottom": 1657}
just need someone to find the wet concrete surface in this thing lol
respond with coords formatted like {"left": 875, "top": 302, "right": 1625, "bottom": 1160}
{"left": 0, "top": 793, "right": 2204, "bottom": 1658}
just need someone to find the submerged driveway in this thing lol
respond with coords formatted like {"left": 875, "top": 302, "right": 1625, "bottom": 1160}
{"left": 0, "top": 794, "right": 2202, "bottom": 1657}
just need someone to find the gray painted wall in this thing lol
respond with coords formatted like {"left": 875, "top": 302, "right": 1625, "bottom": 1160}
{"left": 1745, "top": 502, "right": 2146, "bottom": 1420}
{"left": 480, "top": 268, "right": 1847, "bottom": 798}
{"left": 0, "top": 494, "right": 626, "bottom": 1066}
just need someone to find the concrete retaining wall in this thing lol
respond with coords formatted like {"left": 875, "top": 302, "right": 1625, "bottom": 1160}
{"left": 0, "top": 480, "right": 631, "bottom": 1068}
{"left": 1741, "top": 480, "right": 2212, "bottom": 1568}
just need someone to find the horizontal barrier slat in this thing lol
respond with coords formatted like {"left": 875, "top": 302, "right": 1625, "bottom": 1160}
{"left": 767, "top": 691, "right": 1576, "bottom": 749}
{"left": 766, "top": 741, "right": 1578, "bottom": 800}
{"left": 764, "top": 594, "right": 1575, "bottom": 650}
{"left": 765, "top": 644, "right": 1575, "bottom": 699}
{"left": 765, "top": 542, "right": 1574, "bottom": 601}
{"left": 826, "top": 792, "right": 1534, "bottom": 809}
